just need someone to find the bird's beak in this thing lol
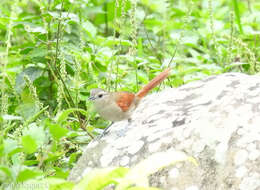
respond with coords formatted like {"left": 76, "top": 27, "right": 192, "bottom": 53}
{"left": 88, "top": 96, "right": 95, "bottom": 101}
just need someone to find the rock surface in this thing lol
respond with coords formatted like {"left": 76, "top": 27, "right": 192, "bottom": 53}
{"left": 68, "top": 73, "right": 260, "bottom": 190}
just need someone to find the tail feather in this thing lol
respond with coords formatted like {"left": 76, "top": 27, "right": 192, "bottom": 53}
{"left": 136, "top": 68, "right": 170, "bottom": 98}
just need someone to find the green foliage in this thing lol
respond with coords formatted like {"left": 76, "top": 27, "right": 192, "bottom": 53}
{"left": 75, "top": 167, "right": 129, "bottom": 190}
{"left": 14, "top": 149, "right": 195, "bottom": 190}
{"left": 232, "top": 0, "right": 243, "bottom": 34}
{"left": 0, "top": 0, "right": 259, "bottom": 189}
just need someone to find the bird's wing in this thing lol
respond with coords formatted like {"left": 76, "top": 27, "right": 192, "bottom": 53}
{"left": 114, "top": 92, "right": 135, "bottom": 112}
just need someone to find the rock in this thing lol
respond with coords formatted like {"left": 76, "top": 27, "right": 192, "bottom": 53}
{"left": 68, "top": 73, "right": 260, "bottom": 190}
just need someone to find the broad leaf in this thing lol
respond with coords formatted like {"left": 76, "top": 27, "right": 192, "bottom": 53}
{"left": 22, "top": 135, "right": 37, "bottom": 154}
{"left": 75, "top": 167, "right": 129, "bottom": 190}
{"left": 16, "top": 169, "right": 42, "bottom": 182}
{"left": 15, "top": 67, "right": 43, "bottom": 94}
{"left": 47, "top": 123, "right": 69, "bottom": 141}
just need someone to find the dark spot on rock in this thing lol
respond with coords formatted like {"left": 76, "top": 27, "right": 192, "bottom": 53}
{"left": 180, "top": 84, "right": 204, "bottom": 92}
{"left": 248, "top": 83, "right": 260, "bottom": 91}
{"left": 163, "top": 113, "right": 172, "bottom": 119}
{"left": 199, "top": 101, "right": 212, "bottom": 106}
{"left": 172, "top": 118, "right": 185, "bottom": 127}
{"left": 164, "top": 101, "right": 176, "bottom": 106}
{"left": 228, "top": 129, "right": 241, "bottom": 148}
{"left": 224, "top": 177, "right": 236, "bottom": 188}
{"left": 252, "top": 103, "right": 260, "bottom": 113}
{"left": 192, "top": 101, "right": 212, "bottom": 108}
{"left": 227, "top": 80, "right": 240, "bottom": 88}
{"left": 226, "top": 73, "right": 244, "bottom": 77}
{"left": 157, "top": 110, "right": 165, "bottom": 115}
{"left": 217, "top": 90, "right": 228, "bottom": 100}
{"left": 178, "top": 93, "right": 199, "bottom": 102}
{"left": 142, "top": 119, "right": 156, "bottom": 124}
{"left": 147, "top": 119, "right": 156, "bottom": 124}
{"left": 203, "top": 76, "right": 216, "bottom": 82}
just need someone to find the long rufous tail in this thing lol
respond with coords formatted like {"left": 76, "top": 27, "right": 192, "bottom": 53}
{"left": 136, "top": 68, "right": 171, "bottom": 98}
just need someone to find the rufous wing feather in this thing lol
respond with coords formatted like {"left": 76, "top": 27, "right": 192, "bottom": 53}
{"left": 115, "top": 92, "right": 136, "bottom": 112}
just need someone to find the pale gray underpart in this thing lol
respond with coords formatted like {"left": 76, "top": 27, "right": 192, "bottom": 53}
{"left": 68, "top": 73, "right": 260, "bottom": 190}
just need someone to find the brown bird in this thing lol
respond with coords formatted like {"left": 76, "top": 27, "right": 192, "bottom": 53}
{"left": 89, "top": 68, "right": 170, "bottom": 122}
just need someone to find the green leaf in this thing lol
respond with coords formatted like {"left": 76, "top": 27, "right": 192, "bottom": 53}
{"left": 15, "top": 67, "right": 44, "bottom": 94}
{"left": 82, "top": 20, "right": 97, "bottom": 38}
{"left": 22, "top": 135, "right": 37, "bottom": 154}
{"left": 224, "top": 62, "right": 248, "bottom": 71}
{"left": 47, "top": 123, "right": 69, "bottom": 141}
{"left": 8, "top": 147, "right": 23, "bottom": 158}
{"left": 29, "top": 46, "right": 48, "bottom": 58}
{"left": 23, "top": 160, "right": 39, "bottom": 166}
{"left": 141, "top": 0, "right": 168, "bottom": 12}
{"left": 20, "top": 47, "right": 34, "bottom": 55}
{"left": 75, "top": 167, "right": 129, "bottom": 190}
{"left": 0, "top": 165, "right": 13, "bottom": 181}
{"left": 53, "top": 167, "right": 69, "bottom": 179}
{"left": 93, "top": 62, "right": 107, "bottom": 72}
{"left": 15, "top": 103, "right": 40, "bottom": 120}
{"left": 24, "top": 106, "right": 49, "bottom": 126}
{"left": 144, "top": 19, "right": 163, "bottom": 31}
{"left": 22, "top": 124, "right": 47, "bottom": 148}
{"left": 47, "top": 178, "right": 74, "bottom": 190}
{"left": 48, "top": 11, "right": 60, "bottom": 19}
{"left": 55, "top": 108, "right": 88, "bottom": 124}
{"left": 0, "top": 143, "right": 3, "bottom": 157}
{"left": 16, "top": 169, "right": 42, "bottom": 182}
{"left": 104, "top": 38, "right": 132, "bottom": 47}
{"left": 233, "top": 0, "right": 243, "bottom": 34}
{"left": 69, "top": 152, "right": 79, "bottom": 165}
{"left": 3, "top": 138, "right": 18, "bottom": 155}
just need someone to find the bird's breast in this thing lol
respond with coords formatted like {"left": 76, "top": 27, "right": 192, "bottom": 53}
{"left": 93, "top": 96, "right": 133, "bottom": 121}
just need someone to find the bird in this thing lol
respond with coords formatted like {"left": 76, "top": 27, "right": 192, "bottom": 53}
{"left": 89, "top": 68, "right": 171, "bottom": 122}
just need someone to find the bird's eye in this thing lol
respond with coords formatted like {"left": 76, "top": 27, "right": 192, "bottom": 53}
{"left": 98, "top": 94, "right": 103, "bottom": 98}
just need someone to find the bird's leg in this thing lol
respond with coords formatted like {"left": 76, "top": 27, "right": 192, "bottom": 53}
{"left": 98, "top": 122, "right": 114, "bottom": 139}
{"left": 97, "top": 118, "right": 132, "bottom": 139}
{"left": 103, "top": 122, "right": 114, "bottom": 134}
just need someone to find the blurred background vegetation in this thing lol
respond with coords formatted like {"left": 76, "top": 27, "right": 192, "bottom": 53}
{"left": 0, "top": 0, "right": 259, "bottom": 189}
